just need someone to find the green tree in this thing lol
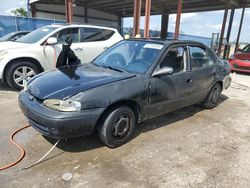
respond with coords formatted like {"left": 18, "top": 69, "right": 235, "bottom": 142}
{"left": 11, "top": 8, "right": 28, "bottom": 17}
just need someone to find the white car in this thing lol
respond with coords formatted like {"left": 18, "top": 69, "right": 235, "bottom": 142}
{"left": 0, "top": 24, "right": 123, "bottom": 90}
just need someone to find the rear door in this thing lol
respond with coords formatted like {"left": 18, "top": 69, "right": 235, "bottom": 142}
{"left": 188, "top": 45, "right": 217, "bottom": 101}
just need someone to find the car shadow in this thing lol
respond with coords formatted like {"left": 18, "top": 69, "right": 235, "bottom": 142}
{"left": 134, "top": 94, "right": 228, "bottom": 136}
{"left": 45, "top": 94, "right": 228, "bottom": 153}
{"left": 0, "top": 82, "right": 14, "bottom": 91}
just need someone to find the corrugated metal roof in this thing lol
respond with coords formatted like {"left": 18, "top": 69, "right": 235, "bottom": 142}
{"left": 32, "top": 0, "right": 250, "bottom": 17}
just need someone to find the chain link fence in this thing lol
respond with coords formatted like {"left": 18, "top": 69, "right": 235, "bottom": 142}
{"left": 0, "top": 15, "right": 65, "bottom": 37}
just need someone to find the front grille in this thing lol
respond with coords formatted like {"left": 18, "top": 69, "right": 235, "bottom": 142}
{"left": 233, "top": 63, "right": 250, "bottom": 70}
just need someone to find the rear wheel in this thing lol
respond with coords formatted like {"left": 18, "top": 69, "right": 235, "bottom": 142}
{"left": 98, "top": 106, "right": 136, "bottom": 148}
{"left": 202, "top": 83, "right": 222, "bottom": 109}
{"left": 6, "top": 61, "right": 40, "bottom": 90}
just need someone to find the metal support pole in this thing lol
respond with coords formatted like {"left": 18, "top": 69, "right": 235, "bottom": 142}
{"left": 235, "top": 6, "right": 246, "bottom": 53}
{"left": 65, "top": 0, "right": 73, "bottom": 23}
{"left": 144, "top": 0, "right": 151, "bottom": 38}
{"left": 217, "top": 4, "right": 229, "bottom": 56}
{"left": 31, "top": 4, "right": 36, "bottom": 17}
{"left": 174, "top": 0, "right": 182, "bottom": 39}
{"left": 223, "top": 9, "right": 235, "bottom": 59}
{"left": 15, "top": 16, "right": 18, "bottom": 31}
{"left": 133, "top": 0, "right": 142, "bottom": 37}
{"left": 85, "top": 7, "right": 88, "bottom": 23}
{"left": 161, "top": 11, "right": 169, "bottom": 39}
{"left": 118, "top": 17, "right": 123, "bottom": 35}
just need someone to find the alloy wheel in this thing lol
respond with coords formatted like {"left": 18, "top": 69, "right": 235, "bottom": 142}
{"left": 13, "top": 66, "right": 36, "bottom": 87}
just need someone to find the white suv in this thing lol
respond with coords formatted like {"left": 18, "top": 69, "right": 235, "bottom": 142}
{"left": 0, "top": 24, "right": 123, "bottom": 90}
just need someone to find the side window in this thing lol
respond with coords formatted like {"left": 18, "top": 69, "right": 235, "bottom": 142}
{"left": 79, "top": 28, "right": 114, "bottom": 42}
{"left": 55, "top": 28, "right": 79, "bottom": 44}
{"left": 189, "top": 46, "right": 214, "bottom": 70}
{"left": 159, "top": 46, "right": 187, "bottom": 73}
{"left": 12, "top": 35, "right": 24, "bottom": 41}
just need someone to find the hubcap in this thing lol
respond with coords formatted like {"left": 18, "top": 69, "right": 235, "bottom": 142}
{"left": 13, "top": 66, "right": 36, "bottom": 87}
{"left": 210, "top": 88, "right": 220, "bottom": 104}
{"left": 112, "top": 114, "right": 130, "bottom": 139}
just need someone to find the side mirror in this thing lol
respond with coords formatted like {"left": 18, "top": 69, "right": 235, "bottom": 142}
{"left": 46, "top": 37, "right": 57, "bottom": 45}
{"left": 152, "top": 67, "right": 174, "bottom": 77}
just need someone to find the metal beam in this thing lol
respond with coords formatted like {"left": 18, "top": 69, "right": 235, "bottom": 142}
{"left": 174, "top": 0, "right": 182, "bottom": 39}
{"left": 133, "top": 0, "right": 142, "bottom": 37}
{"left": 235, "top": 4, "right": 246, "bottom": 53}
{"left": 223, "top": 8, "right": 235, "bottom": 59}
{"left": 144, "top": 0, "right": 151, "bottom": 38}
{"left": 85, "top": 7, "right": 88, "bottom": 23}
{"left": 161, "top": 10, "right": 169, "bottom": 39}
{"left": 65, "top": 0, "right": 73, "bottom": 23}
{"left": 217, "top": 4, "right": 229, "bottom": 57}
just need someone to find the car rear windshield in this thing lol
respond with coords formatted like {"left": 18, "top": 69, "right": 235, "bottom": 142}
{"left": 16, "top": 26, "right": 57, "bottom": 44}
{"left": 94, "top": 40, "right": 164, "bottom": 74}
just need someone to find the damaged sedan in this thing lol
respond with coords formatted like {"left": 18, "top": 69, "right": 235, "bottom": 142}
{"left": 19, "top": 39, "right": 231, "bottom": 148}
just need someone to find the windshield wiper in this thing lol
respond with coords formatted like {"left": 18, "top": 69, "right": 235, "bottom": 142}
{"left": 104, "top": 66, "right": 127, "bottom": 73}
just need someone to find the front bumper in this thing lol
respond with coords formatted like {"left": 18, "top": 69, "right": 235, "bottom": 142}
{"left": 229, "top": 59, "right": 250, "bottom": 73}
{"left": 19, "top": 90, "right": 105, "bottom": 139}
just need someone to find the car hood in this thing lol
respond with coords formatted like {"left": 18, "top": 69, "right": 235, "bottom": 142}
{"left": 0, "top": 41, "right": 30, "bottom": 51}
{"left": 28, "top": 64, "right": 136, "bottom": 100}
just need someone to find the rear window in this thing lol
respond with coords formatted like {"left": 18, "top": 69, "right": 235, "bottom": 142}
{"left": 80, "top": 28, "right": 114, "bottom": 42}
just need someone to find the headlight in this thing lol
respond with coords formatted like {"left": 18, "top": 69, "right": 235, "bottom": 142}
{"left": 0, "top": 50, "right": 8, "bottom": 56}
{"left": 43, "top": 99, "right": 81, "bottom": 112}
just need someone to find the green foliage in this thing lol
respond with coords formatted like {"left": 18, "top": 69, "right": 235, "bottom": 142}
{"left": 11, "top": 8, "right": 28, "bottom": 17}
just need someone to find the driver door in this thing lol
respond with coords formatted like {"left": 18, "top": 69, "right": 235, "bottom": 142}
{"left": 146, "top": 46, "right": 195, "bottom": 119}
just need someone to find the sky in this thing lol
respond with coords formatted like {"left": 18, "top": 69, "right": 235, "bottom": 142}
{"left": 0, "top": 0, "right": 27, "bottom": 15}
{"left": 124, "top": 8, "right": 250, "bottom": 43}
{"left": 0, "top": 0, "right": 249, "bottom": 42}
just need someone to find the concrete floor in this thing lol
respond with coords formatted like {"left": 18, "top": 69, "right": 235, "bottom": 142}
{"left": 0, "top": 73, "right": 250, "bottom": 188}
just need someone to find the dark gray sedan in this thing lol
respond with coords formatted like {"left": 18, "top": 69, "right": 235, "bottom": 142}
{"left": 19, "top": 39, "right": 231, "bottom": 148}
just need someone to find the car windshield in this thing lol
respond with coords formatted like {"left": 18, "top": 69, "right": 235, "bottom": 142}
{"left": 0, "top": 32, "right": 14, "bottom": 41}
{"left": 16, "top": 26, "right": 58, "bottom": 44}
{"left": 94, "top": 40, "right": 164, "bottom": 74}
{"left": 242, "top": 44, "right": 250, "bottom": 53}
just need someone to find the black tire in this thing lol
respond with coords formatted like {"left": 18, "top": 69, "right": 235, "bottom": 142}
{"left": 202, "top": 83, "right": 222, "bottom": 109}
{"left": 6, "top": 61, "right": 40, "bottom": 90}
{"left": 98, "top": 106, "right": 136, "bottom": 148}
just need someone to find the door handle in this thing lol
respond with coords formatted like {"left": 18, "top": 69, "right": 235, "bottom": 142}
{"left": 103, "top": 46, "right": 109, "bottom": 50}
{"left": 74, "top": 47, "right": 83, "bottom": 52}
{"left": 186, "top": 79, "right": 193, "bottom": 84}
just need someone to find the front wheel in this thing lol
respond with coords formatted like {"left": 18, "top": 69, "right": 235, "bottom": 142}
{"left": 98, "top": 106, "right": 136, "bottom": 148}
{"left": 202, "top": 83, "right": 222, "bottom": 109}
{"left": 6, "top": 61, "right": 40, "bottom": 90}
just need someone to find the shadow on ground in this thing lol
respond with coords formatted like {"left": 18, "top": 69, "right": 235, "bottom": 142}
{"left": 45, "top": 94, "right": 228, "bottom": 153}
{"left": 0, "top": 82, "right": 15, "bottom": 92}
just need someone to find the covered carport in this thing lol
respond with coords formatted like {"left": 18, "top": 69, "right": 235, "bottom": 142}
{"left": 30, "top": 0, "right": 250, "bottom": 57}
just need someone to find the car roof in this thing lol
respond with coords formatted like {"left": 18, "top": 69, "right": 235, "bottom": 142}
{"left": 48, "top": 23, "right": 117, "bottom": 31}
{"left": 126, "top": 38, "right": 207, "bottom": 48}
{"left": 14, "top": 31, "right": 30, "bottom": 34}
